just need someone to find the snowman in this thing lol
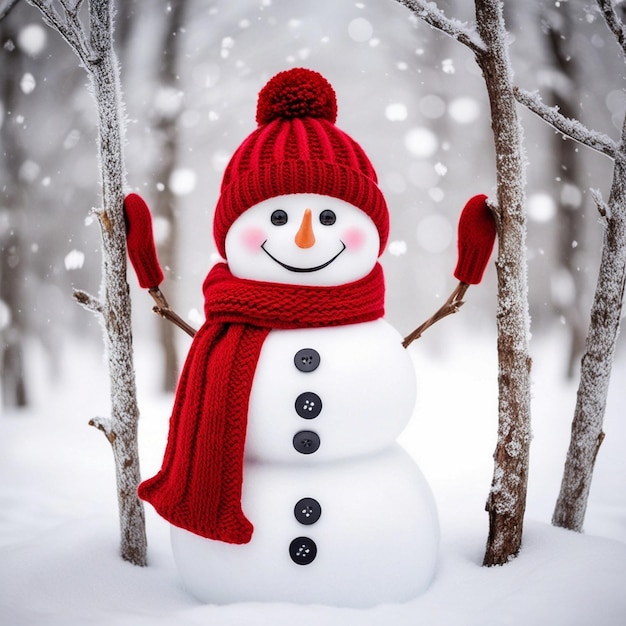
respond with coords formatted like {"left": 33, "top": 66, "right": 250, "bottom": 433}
{"left": 137, "top": 68, "right": 439, "bottom": 607}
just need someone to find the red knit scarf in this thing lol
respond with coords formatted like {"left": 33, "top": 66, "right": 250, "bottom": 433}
{"left": 138, "top": 262, "right": 385, "bottom": 544}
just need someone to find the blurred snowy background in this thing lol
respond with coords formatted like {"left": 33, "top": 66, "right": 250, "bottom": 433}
{"left": 2, "top": 0, "right": 624, "bottom": 396}
{"left": 1, "top": 0, "right": 626, "bottom": 623}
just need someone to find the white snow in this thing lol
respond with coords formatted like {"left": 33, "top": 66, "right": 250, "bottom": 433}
{"left": 64, "top": 249, "right": 86, "bottom": 271}
{"left": 419, "top": 94, "right": 446, "bottom": 119}
{"left": 404, "top": 126, "right": 439, "bottom": 158}
{"left": 348, "top": 17, "right": 374, "bottom": 43}
{"left": 384, "top": 103, "right": 408, "bottom": 122}
{"left": 20, "top": 72, "right": 37, "bottom": 95}
{"left": 388, "top": 240, "right": 408, "bottom": 257}
{"left": 17, "top": 23, "right": 47, "bottom": 57}
{"left": 528, "top": 193, "right": 556, "bottom": 223}
{"left": 448, "top": 97, "right": 481, "bottom": 124}
{"left": 1, "top": 326, "right": 624, "bottom": 625}
{"left": 0, "top": 299, "right": 11, "bottom": 331}
{"left": 168, "top": 168, "right": 197, "bottom": 196}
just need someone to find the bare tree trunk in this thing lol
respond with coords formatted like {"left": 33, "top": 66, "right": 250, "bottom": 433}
{"left": 27, "top": 0, "right": 147, "bottom": 566}
{"left": 552, "top": 115, "right": 626, "bottom": 531}
{"left": 395, "top": 0, "right": 532, "bottom": 566}
{"left": 473, "top": 0, "right": 532, "bottom": 567}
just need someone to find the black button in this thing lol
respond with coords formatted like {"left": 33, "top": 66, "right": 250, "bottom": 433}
{"left": 289, "top": 536, "right": 317, "bottom": 565}
{"left": 295, "top": 392, "right": 322, "bottom": 419}
{"left": 294, "top": 348, "right": 320, "bottom": 373}
{"left": 293, "top": 430, "right": 320, "bottom": 454}
{"left": 294, "top": 498, "right": 322, "bottom": 525}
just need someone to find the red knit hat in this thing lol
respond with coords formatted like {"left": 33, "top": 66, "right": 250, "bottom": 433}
{"left": 213, "top": 68, "right": 389, "bottom": 257}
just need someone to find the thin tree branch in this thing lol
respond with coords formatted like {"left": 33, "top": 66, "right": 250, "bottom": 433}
{"left": 148, "top": 288, "right": 197, "bottom": 338}
{"left": 597, "top": 0, "right": 626, "bottom": 57}
{"left": 591, "top": 187, "right": 611, "bottom": 221}
{"left": 402, "top": 282, "right": 469, "bottom": 347}
{"left": 89, "top": 415, "right": 115, "bottom": 444}
{"left": 513, "top": 86, "right": 617, "bottom": 158}
{"left": 60, "top": 0, "right": 84, "bottom": 12}
{"left": 73, "top": 288, "right": 104, "bottom": 315}
{"left": 393, "top": 0, "right": 486, "bottom": 55}
{"left": 26, "top": 0, "right": 94, "bottom": 66}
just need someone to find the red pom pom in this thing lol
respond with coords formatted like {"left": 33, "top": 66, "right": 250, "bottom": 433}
{"left": 124, "top": 193, "right": 164, "bottom": 289}
{"left": 454, "top": 194, "right": 496, "bottom": 285}
{"left": 256, "top": 68, "right": 338, "bottom": 125}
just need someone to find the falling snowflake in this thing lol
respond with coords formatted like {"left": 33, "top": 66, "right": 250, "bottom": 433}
{"left": 64, "top": 249, "right": 85, "bottom": 271}
{"left": 442, "top": 59, "right": 455, "bottom": 74}
{"left": 17, "top": 23, "right": 47, "bottom": 56}
{"left": 0, "top": 298, "right": 11, "bottom": 331}
{"left": 385, "top": 103, "right": 408, "bottom": 122}
{"left": 348, "top": 17, "right": 373, "bottom": 42}
{"left": 20, "top": 73, "right": 36, "bottom": 95}
{"left": 388, "top": 240, "right": 408, "bottom": 257}
{"left": 404, "top": 127, "right": 438, "bottom": 158}
{"left": 169, "top": 168, "right": 196, "bottom": 196}
{"left": 448, "top": 97, "right": 480, "bottom": 124}
{"left": 528, "top": 193, "right": 556, "bottom": 223}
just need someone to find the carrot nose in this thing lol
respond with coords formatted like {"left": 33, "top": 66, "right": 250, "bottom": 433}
{"left": 294, "top": 208, "right": 316, "bottom": 249}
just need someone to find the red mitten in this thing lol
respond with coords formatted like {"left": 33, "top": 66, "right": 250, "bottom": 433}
{"left": 453, "top": 194, "right": 496, "bottom": 285}
{"left": 123, "top": 193, "right": 164, "bottom": 289}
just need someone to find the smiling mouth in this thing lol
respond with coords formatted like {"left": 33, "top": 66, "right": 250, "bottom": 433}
{"left": 261, "top": 241, "right": 347, "bottom": 273}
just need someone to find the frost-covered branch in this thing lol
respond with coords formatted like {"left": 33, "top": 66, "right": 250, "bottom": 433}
{"left": 393, "top": 0, "right": 485, "bottom": 55}
{"left": 591, "top": 188, "right": 611, "bottom": 221}
{"left": 514, "top": 87, "right": 617, "bottom": 158}
{"left": 597, "top": 0, "right": 626, "bottom": 56}
{"left": 26, "top": 0, "right": 94, "bottom": 66}
{"left": 89, "top": 415, "right": 115, "bottom": 443}
{"left": 73, "top": 288, "right": 104, "bottom": 315}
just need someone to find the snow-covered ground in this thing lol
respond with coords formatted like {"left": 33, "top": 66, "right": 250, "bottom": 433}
{"left": 1, "top": 326, "right": 625, "bottom": 625}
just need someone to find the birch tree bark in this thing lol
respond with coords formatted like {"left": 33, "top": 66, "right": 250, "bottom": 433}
{"left": 26, "top": 0, "right": 147, "bottom": 566}
{"left": 516, "top": 0, "right": 626, "bottom": 532}
{"left": 395, "top": 0, "right": 532, "bottom": 565}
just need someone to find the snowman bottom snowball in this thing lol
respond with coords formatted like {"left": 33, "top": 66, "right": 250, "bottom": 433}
{"left": 171, "top": 447, "right": 439, "bottom": 607}
{"left": 138, "top": 68, "right": 440, "bottom": 607}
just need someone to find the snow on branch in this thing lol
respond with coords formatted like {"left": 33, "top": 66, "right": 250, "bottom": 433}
{"left": 513, "top": 87, "right": 617, "bottom": 159}
{"left": 26, "top": 0, "right": 95, "bottom": 67}
{"left": 597, "top": 0, "right": 626, "bottom": 57}
{"left": 591, "top": 187, "right": 612, "bottom": 221}
{"left": 394, "top": 0, "right": 486, "bottom": 55}
{"left": 73, "top": 288, "right": 104, "bottom": 316}
{"left": 89, "top": 415, "right": 115, "bottom": 444}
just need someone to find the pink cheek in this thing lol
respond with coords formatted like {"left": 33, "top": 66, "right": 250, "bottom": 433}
{"left": 342, "top": 227, "right": 366, "bottom": 251}
{"left": 240, "top": 227, "right": 267, "bottom": 252}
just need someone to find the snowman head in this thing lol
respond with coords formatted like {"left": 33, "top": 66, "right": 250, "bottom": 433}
{"left": 225, "top": 193, "right": 380, "bottom": 285}
{"left": 214, "top": 68, "right": 389, "bottom": 285}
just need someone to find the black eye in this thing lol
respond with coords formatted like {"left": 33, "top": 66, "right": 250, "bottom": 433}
{"left": 271, "top": 210, "right": 288, "bottom": 226}
{"left": 319, "top": 210, "right": 336, "bottom": 226}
